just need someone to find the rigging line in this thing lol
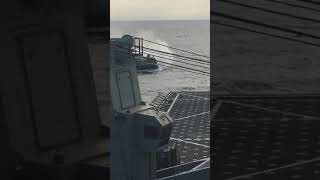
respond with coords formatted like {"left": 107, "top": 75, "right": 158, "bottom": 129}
{"left": 262, "top": 0, "right": 320, "bottom": 13}
{"left": 133, "top": 37, "right": 210, "bottom": 59}
{"left": 143, "top": 52, "right": 211, "bottom": 69}
{"left": 158, "top": 63, "right": 210, "bottom": 76}
{"left": 111, "top": 41, "right": 212, "bottom": 63}
{"left": 113, "top": 47, "right": 212, "bottom": 68}
{"left": 112, "top": 50, "right": 211, "bottom": 75}
{"left": 295, "top": 0, "right": 320, "bottom": 6}
{"left": 211, "top": 11, "right": 320, "bottom": 40}
{"left": 217, "top": 0, "right": 320, "bottom": 23}
{"left": 158, "top": 62, "right": 210, "bottom": 75}
{"left": 143, "top": 46, "right": 210, "bottom": 62}
{"left": 212, "top": 21, "right": 320, "bottom": 47}
{"left": 143, "top": 47, "right": 211, "bottom": 63}
{"left": 143, "top": 49, "right": 211, "bottom": 65}
{"left": 157, "top": 62, "right": 210, "bottom": 75}
{"left": 157, "top": 60, "right": 210, "bottom": 74}
{"left": 146, "top": 54, "right": 210, "bottom": 69}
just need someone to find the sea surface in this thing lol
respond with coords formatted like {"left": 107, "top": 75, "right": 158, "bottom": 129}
{"left": 111, "top": 20, "right": 210, "bottom": 102}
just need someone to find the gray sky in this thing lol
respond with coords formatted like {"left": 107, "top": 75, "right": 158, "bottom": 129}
{"left": 111, "top": 0, "right": 210, "bottom": 21}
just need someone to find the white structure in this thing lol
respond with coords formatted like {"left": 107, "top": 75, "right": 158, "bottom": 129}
{"left": 110, "top": 36, "right": 174, "bottom": 180}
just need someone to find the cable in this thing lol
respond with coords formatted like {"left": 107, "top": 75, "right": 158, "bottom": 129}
{"left": 144, "top": 49, "right": 211, "bottom": 65}
{"left": 156, "top": 60, "right": 210, "bottom": 75}
{"left": 144, "top": 50, "right": 210, "bottom": 68}
{"left": 217, "top": 0, "right": 320, "bottom": 23}
{"left": 262, "top": 0, "right": 320, "bottom": 13}
{"left": 143, "top": 52, "right": 210, "bottom": 69}
{"left": 295, "top": 0, "right": 320, "bottom": 6}
{"left": 136, "top": 38, "right": 210, "bottom": 59}
{"left": 212, "top": 21, "right": 320, "bottom": 47}
{"left": 144, "top": 49, "right": 210, "bottom": 65}
{"left": 158, "top": 63, "right": 210, "bottom": 76}
{"left": 111, "top": 38, "right": 211, "bottom": 76}
{"left": 112, "top": 50, "right": 210, "bottom": 75}
{"left": 159, "top": 63, "right": 210, "bottom": 76}
{"left": 143, "top": 47, "right": 211, "bottom": 63}
{"left": 112, "top": 40, "right": 211, "bottom": 64}
{"left": 211, "top": 11, "right": 320, "bottom": 40}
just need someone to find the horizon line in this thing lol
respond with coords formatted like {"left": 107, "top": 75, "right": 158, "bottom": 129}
{"left": 111, "top": 19, "right": 210, "bottom": 22}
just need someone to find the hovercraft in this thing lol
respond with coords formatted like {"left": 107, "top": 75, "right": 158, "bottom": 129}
{"left": 120, "top": 35, "right": 160, "bottom": 73}
{"left": 135, "top": 54, "right": 160, "bottom": 73}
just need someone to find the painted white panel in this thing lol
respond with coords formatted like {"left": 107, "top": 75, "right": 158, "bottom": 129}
{"left": 117, "top": 71, "right": 135, "bottom": 109}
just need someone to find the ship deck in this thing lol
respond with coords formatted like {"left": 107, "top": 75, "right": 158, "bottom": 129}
{"left": 151, "top": 91, "right": 210, "bottom": 165}
{"left": 212, "top": 94, "right": 320, "bottom": 180}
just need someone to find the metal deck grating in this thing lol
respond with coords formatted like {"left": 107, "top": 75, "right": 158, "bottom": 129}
{"left": 154, "top": 92, "right": 210, "bottom": 164}
{"left": 169, "top": 98, "right": 210, "bottom": 119}
{"left": 212, "top": 95, "right": 320, "bottom": 180}
{"left": 171, "top": 112, "right": 210, "bottom": 148}
{"left": 171, "top": 140, "right": 210, "bottom": 164}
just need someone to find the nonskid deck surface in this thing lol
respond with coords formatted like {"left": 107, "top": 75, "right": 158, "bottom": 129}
{"left": 212, "top": 94, "right": 320, "bottom": 180}
{"left": 152, "top": 91, "right": 210, "bottom": 164}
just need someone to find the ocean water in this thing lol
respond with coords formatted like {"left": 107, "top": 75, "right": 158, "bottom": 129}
{"left": 110, "top": 20, "right": 210, "bottom": 102}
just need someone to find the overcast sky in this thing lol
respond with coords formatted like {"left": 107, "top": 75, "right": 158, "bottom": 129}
{"left": 111, "top": 0, "right": 210, "bottom": 21}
